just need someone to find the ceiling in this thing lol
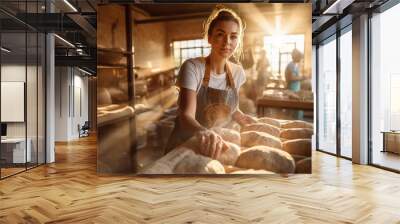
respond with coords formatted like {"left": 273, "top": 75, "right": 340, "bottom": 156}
{"left": 133, "top": 2, "right": 310, "bottom": 17}
{"left": 0, "top": 0, "right": 395, "bottom": 73}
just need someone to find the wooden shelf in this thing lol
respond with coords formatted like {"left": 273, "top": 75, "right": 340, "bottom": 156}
{"left": 97, "top": 65, "right": 128, "bottom": 69}
{"left": 256, "top": 98, "right": 313, "bottom": 110}
{"left": 97, "top": 105, "right": 135, "bottom": 128}
{"left": 135, "top": 66, "right": 177, "bottom": 80}
{"left": 98, "top": 47, "right": 133, "bottom": 55}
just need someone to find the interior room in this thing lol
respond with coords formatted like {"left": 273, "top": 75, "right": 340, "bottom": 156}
{"left": 0, "top": 7, "right": 46, "bottom": 178}
{"left": 0, "top": 0, "right": 399, "bottom": 223}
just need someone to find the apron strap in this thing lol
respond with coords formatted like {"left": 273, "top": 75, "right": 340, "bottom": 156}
{"left": 202, "top": 56, "right": 236, "bottom": 89}
{"left": 225, "top": 62, "right": 235, "bottom": 89}
{"left": 202, "top": 57, "right": 211, "bottom": 87}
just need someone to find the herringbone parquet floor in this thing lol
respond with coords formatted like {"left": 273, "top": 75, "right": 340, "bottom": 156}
{"left": 1, "top": 135, "right": 400, "bottom": 223}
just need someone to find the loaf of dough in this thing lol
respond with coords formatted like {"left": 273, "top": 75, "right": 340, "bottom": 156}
{"left": 211, "top": 127, "right": 241, "bottom": 145}
{"left": 257, "top": 117, "right": 282, "bottom": 128}
{"left": 291, "top": 154, "right": 308, "bottom": 163}
{"left": 223, "top": 165, "right": 242, "bottom": 173}
{"left": 281, "top": 120, "right": 313, "bottom": 129}
{"left": 224, "top": 165, "right": 275, "bottom": 174}
{"left": 139, "top": 147, "right": 192, "bottom": 174}
{"left": 241, "top": 131, "right": 282, "bottom": 149}
{"left": 173, "top": 151, "right": 225, "bottom": 174}
{"left": 241, "top": 123, "right": 281, "bottom": 137}
{"left": 235, "top": 146, "right": 295, "bottom": 173}
{"left": 230, "top": 169, "right": 275, "bottom": 174}
{"left": 282, "top": 139, "right": 311, "bottom": 157}
{"left": 280, "top": 128, "right": 313, "bottom": 140}
{"left": 181, "top": 136, "right": 241, "bottom": 166}
{"left": 295, "top": 157, "right": 311, "bottom": 173}
{"left": 139, "top": 147, "right": 225, "bottom": 174}
{"left": 217, "top": 142, "right": 241, "bottom": 166}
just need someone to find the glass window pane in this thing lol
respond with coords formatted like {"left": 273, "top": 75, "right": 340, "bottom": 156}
{"left": 318, "top": 37, "right": 337, "bottom": 154}
{"left": 27, "top": 32, "right": 39, "bottom": 168}
{"left": 371, "top": 4, "right": 400, "bottom": 171}
{"left": 38, "top": 33, "right": 46, "bottom": 165}
{"left": 181, "top": 40, "right": 187, "bottom": 48}
{"left": 340, "top": 29, "right": 352, "bottom": 158}
{"left": 195, "top": 39, "right": 201, "bottom": 47}
{"left": 1, "top": 31, "right": 28, "bottom": 177}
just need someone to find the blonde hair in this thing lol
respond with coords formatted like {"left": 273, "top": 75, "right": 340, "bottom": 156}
{"left": 203, "top": 5, "right": 246, "bottom": 62}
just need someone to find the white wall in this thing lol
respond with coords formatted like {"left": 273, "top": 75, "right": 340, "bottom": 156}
{"left": 1, "top": 65, "right": 32, "bottom": 138}
{"left": 1, "top": 63, "right": 46, "bottom": 164}
{"left": 55, "top": 66, "right": 69, "bottom": 141}
{"left": 55, "top": 67, "right": 89, "bottom": 141}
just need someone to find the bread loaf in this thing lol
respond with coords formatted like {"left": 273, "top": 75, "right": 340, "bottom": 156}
{"left": 281, "top": 120, "right": 313, "bottom": 129}
{"left": 139, "top": 147, "right": 225, "bottom": 174}
{"left": 230, "top": 169, "right": 275, "bottom": 174}
{"left": 217, "top": 142, "right": 241, "bottom": 166}
{"left": 241, "top": 131, "right": 282, "bottom": 149}
{"left": 295, "top": 157, "right": 311, "bottom": 173}
{"left": 211, "top": 127, "right": 241, "bottom": 145}
{"left": 223, "top": 165, "right": 242, "bottom": 173}
{"left": 182, "top": 136, "right": 241, "bottom": 166}
{"left": 241, "top": 123, "right": 281, "bottom": 137}
{"left": 282, "top": 139, "right": 311, "bottom": 157}
{"left": 173, "top": 151, "right": 225, "bottom": 174}
{"left": 291, "top": 154, "right": 308, "bottom": 163}
{"left": 280, "top": 128, "right": 313, "bottom": 140}
{"left": 235, "top": 146, "right": 295, "bottom": 173}
{"left": 139, "top": 147, "right": 192, "bottom": 174}
{"left": 224, "top": 165, "right": 275, "bottom": 174}
{"left": 257, "top": 117, "right": 281, "bottom": 127}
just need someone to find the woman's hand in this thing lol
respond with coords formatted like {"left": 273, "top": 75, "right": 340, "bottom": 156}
{"left": 195, "top": 130, "right": 228, "bottom": 159}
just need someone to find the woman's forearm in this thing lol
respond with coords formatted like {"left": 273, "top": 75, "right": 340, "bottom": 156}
{"left": 178, "top": 113, "right": 207, "bottom": 134}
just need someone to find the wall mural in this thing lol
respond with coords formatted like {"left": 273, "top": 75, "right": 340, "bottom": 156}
{"left": 97, "top": 3, "right": 313, "bottom": 175}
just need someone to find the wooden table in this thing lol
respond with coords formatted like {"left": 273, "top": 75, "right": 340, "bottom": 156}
{"left": 256, "top": 98, "right": 314, "bottom": 118}
{"left": 381, "top": 131, "right": 400, "bottom": 154}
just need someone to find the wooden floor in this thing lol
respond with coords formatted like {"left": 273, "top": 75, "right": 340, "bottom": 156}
{"left": 1, "top": 136, "right": 400, "bottom": 223}
{"left": 373, "top": 150, "right": 400, "bottom": 171}
{"left": 1, "top": 167, "right": 26, "bottom": 178}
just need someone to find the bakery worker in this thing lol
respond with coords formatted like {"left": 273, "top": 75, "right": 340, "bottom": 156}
{"left": 165, "top": 6, "right": 257, "bottom": 158}
{"left": 285, "top": 48, "right": 304, "bottom": 92}
{"left": 285, "top": 48, "right": 305, "bottom": 119}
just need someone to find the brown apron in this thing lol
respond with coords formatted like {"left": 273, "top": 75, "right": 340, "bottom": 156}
{"left": 165, "top": 57, "right": 239, "bottom": 154}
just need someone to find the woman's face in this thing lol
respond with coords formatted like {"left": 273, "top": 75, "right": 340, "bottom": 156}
{"left": 208, "top": 20, "right": 239, "bottom": 59}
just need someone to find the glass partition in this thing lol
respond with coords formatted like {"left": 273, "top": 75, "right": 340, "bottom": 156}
{"left": 339, "top": 28, "right": 352, "bottom": 158}
{"left": 317, "top": 36, "right": 337, "bottom": 154}
{"left": 0, "top": 1, "right": 46, "bottom": 179}
{"left": 371, "top": 3, "right": 400, "bottom": 171}
{"left": 27, "top": 30, "right": 38, "bottom": 169}
{"left": 1, "top": 31, "right": 28, "bottom": 177}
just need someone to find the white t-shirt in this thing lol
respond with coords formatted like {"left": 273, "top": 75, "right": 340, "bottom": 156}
{"left": 176, "top": 57, "right": 246, "bottom": 92}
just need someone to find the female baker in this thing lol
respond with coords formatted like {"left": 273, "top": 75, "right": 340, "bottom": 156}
{"left": 165, "top": 6, "right": 257, "bottom": 159}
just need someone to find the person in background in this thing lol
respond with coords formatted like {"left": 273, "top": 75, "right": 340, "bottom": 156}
{"left": 285, "top": 48, "right": 305, "bottom": 119}
{"left": 165, "top": 6, "right": 257, "bottom": 158}
{"left": 285, "top": 48, "right": 305, "bottom": 92}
